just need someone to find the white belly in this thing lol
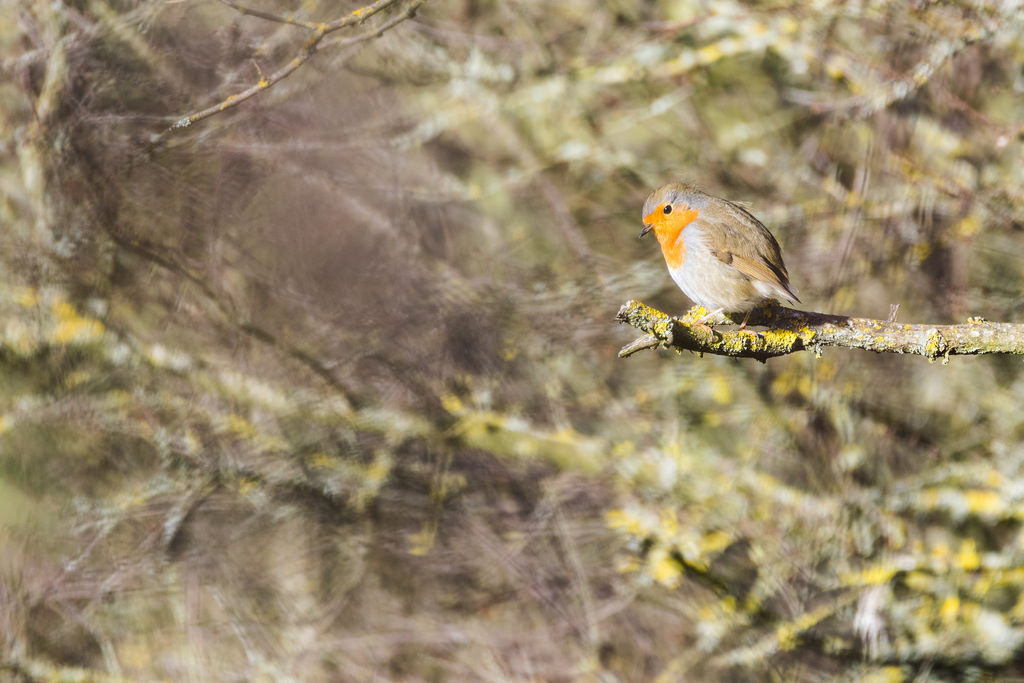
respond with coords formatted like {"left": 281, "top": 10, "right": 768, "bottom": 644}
{"left": 666, "top": 228, "right": 773, "bottom": 312}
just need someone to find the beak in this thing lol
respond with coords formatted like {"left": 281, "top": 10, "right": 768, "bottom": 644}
{"left": 639, "top": 223, "right": 653, "bottom": 238}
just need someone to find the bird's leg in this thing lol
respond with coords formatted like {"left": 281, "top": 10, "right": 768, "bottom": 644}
{"left": 692, "top": 307, "right": 725, "bottom": 327}
{"left": 737, "top": 308, "right": 753, "bottom": 331}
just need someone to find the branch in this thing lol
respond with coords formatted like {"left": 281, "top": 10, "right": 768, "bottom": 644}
{"left": 616, "top": 300, "right": 1024, "bottom": 363}
{"left": 216, "top": 0, "right": 321, "bottom": 29}
{"left": 156, "top": 0, "right": 426, "bottom": 140}
{"left": 104, "top": 227, "right": 365, "bottom": 407}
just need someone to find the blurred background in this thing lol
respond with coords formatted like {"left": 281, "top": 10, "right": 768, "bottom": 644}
{"left": 3, "top": 0, "right": 1024, "bottom": 680}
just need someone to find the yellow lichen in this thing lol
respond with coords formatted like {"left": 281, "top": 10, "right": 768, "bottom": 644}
{"left": 440, "top": 393, "right": 464, "bottom": 414}
{"left": 861, "top": 666, "right": 906, "bottom": 683}
{"left": 954, "top": 214, "right": 980, "bottom": 238}
{"left": 844, "top": 564, "right": 897, "bottom": 586}
{"left": 407, "top": 523, "right": 436, "bottom": 556}
{"left": 776, "top": 622, "right": 799, "bottom": 650}
{"left": 219, "top": 95, "right": 240, "bottom": 111}
{"left": 366, "top": 455, "right": 391, "bottom": 484}
{"left": 606, "top": 508, "right": 652, "bottom": 537}
{"left": 696, "top": 44, "right": 723, "bottom": 65}
{"left": 308, "top": 452, "right": 333, "bottom": 468}
{"left": 650, "top": 548, "right": 682, "bottom": 588}
{"left": 612, "top": 440, "right": 635, "bottom": 458}
{"left": 225, "top": 413, "right": 258, "bottom": 439}
{"left": 237, "top": 477, "right": 259, "bottom": 496}
{"left": 709, "top": 375, "right": 732, "bottom": 404}
{"left": 658, "top": 510, "right": 679, "bottom": 538}
{"left": 923, "top": 329, "right": 946, "bottom": 359}
{"left": 964, "top": 489, "right": 1001, "bottom": 517}
{"left": 700, "top": 530, "right": 732, "bottom": 555}
{"left": 13, "top": 287, "right": 38, "bottom": 307}
{"left": 939, "top": 595, "right": 960, "bottom": 625}
{"left": 51, "top": 301, "right": 105, "bottom": 344}
{"left": 956, "top": 538, "right": 980, "bottom": 571}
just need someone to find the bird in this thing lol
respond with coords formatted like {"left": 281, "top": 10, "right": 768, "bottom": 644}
{"left": 640, "top": 182, "right": 799, "bottom": 329}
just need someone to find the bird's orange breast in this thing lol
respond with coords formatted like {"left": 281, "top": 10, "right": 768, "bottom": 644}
{"left": 662, "top": 235, "right": 687, "bottom": 270}
{"left": 646, "top": 207, "right": 700, "bottom": 270}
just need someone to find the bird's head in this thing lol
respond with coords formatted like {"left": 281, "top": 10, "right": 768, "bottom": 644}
{"left": 640, "top": 182, "right": 708, "bottom": 241}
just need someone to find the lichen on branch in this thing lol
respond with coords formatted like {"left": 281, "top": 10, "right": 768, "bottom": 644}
{"left": 617, "top": 300, "right": 1024, "bottom": 363}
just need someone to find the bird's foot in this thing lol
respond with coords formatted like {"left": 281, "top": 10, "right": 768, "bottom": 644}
{"left": 690, "top": 306, "right": 725, "bottom": 328}
{"left": 679, "top": 307, "right": 723, "bottom": 337}
{"left": 736, "top": 308, "right": 754, "bottom": 332}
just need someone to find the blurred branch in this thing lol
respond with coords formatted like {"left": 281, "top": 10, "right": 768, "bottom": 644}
{"left": 784, "top": 25, "right": 987, "bottom": 118}
{"left": 157, "top": 0, "right": 426, "bottom": 140}
{"left": 617, "top": 300, "right": 1024, "bottom": 363}
{"left": 104, "top": 227, "right": 365, "bottom": 407}
{"left": 1, "top": 658, "right": 126, "bottom": 683}
{"left": 216, "top": 0, "right": 323, "bottom": 29}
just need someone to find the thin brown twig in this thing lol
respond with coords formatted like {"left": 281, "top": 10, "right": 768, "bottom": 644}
{"left": 321, "top": 2, "right": 426, "bottom": 49}
{"left": 216, "top": 0, "right": 320, "bottom": 29}
{"left": 104, "top": 227, "right": 365, "bottom": 407}
{"left": 158, "top": 0, "right": 426, "bottom": 139}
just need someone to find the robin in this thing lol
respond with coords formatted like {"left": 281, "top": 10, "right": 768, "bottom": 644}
{"left": 640, "top": 182, "right": 799, "bottom": 329}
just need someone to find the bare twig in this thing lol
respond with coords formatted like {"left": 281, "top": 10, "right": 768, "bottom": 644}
{"left": 216, "top": 0, "right": 320, "bottom": 29}
{"left": 617, "top": 300, "right": 1024, "bottom": 363}
{"left": 104, "top": 227, "right": 365, "bottom": 407}
{"left": 321, "top": 3, "right": 427, "bottom": 49}
{"left": 158, "top": 0, "right": 426, "bottom": 139}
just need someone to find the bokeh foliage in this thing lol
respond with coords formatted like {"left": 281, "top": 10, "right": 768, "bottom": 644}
{"left": 3, "top": 0, "right": 1024, "bottom": 680}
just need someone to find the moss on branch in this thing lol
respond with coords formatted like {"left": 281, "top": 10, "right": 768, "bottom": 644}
{"left": 617, "top": 300, "right": 1024, "bottom": 363}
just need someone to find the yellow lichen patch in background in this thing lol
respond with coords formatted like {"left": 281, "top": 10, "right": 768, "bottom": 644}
{"left": 611, "top": 440, "right": 635, "bottom": 458}
{"left": 51, "top": 300, "right": 105, "bottom": 344}
{"left": 308, "top": 452, "right": 333, "bottom": 469}
{"left": 62, "top": 370, "right": 92, "bottom": 388}
{"left": 914, "top": 486, "right": 1006, "bottom": 522}
{"left": 606, "top": 507, "right": 656, "bottom": 538}
{"left": 407, "top": 522, "right": 437, "bottom": 556}
{"left": 771, "top": 366, "right": 812, "bottom": 398}
{"left": 237, "top": 477, "right": 259, "bottom": 496}
{"left": 955, "top": 539, "right": 980, "bottom": 572}
{"left": 1009, "top": 593, "right": 1024, "bottom": 623}
{"left": 13, "top": 287, "right": 38, "bottom": 307}
{"left": 224, "top": 413, "right": 258, "bottom": 440}
{"left": 963, "top": 489, "right": 1002, "bottom": 518}
{"left": 443, "top": 398, "right": 605, "bottom": 471}
{"left": 649, "top": 546, "right": 682, "bottom": 588}
{"left": 953, "top": 213, "right": 981, "bottom": 238}
{"left": 842, "top": 563, "right": 898, "bottom": 587}
{"left": 440, "top": 392, "right": 465, "bottom": 414}
{"left": 216, "top": 412, "right": 288, "bottom": 453}
{"left": 3, "top": 289, "right": 108, "bottom": 351}
{"left": 708, "top": 374, "right": 732, "bottom": 405}
{"left": 365, "top": 453, "right": 392, "bottom": 484}
{"left": 860, "top": 667, "right": 906, "bottom": 683}
{"left": 608, "top": 502, "right": 741, "bottom": 590}
{"left": 700, "top": 529, "right": 733, "bottom": 555}
{"left": 939, "top": 595, "right": 960, "bottom": 626}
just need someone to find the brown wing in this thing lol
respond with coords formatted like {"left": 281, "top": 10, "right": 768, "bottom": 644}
{"left": 703, "top": 198, "right": 800, "bottom": 303}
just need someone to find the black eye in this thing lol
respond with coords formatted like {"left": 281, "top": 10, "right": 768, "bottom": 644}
{"left": 663, "top": 205, "right": 673, "bottom": 215}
